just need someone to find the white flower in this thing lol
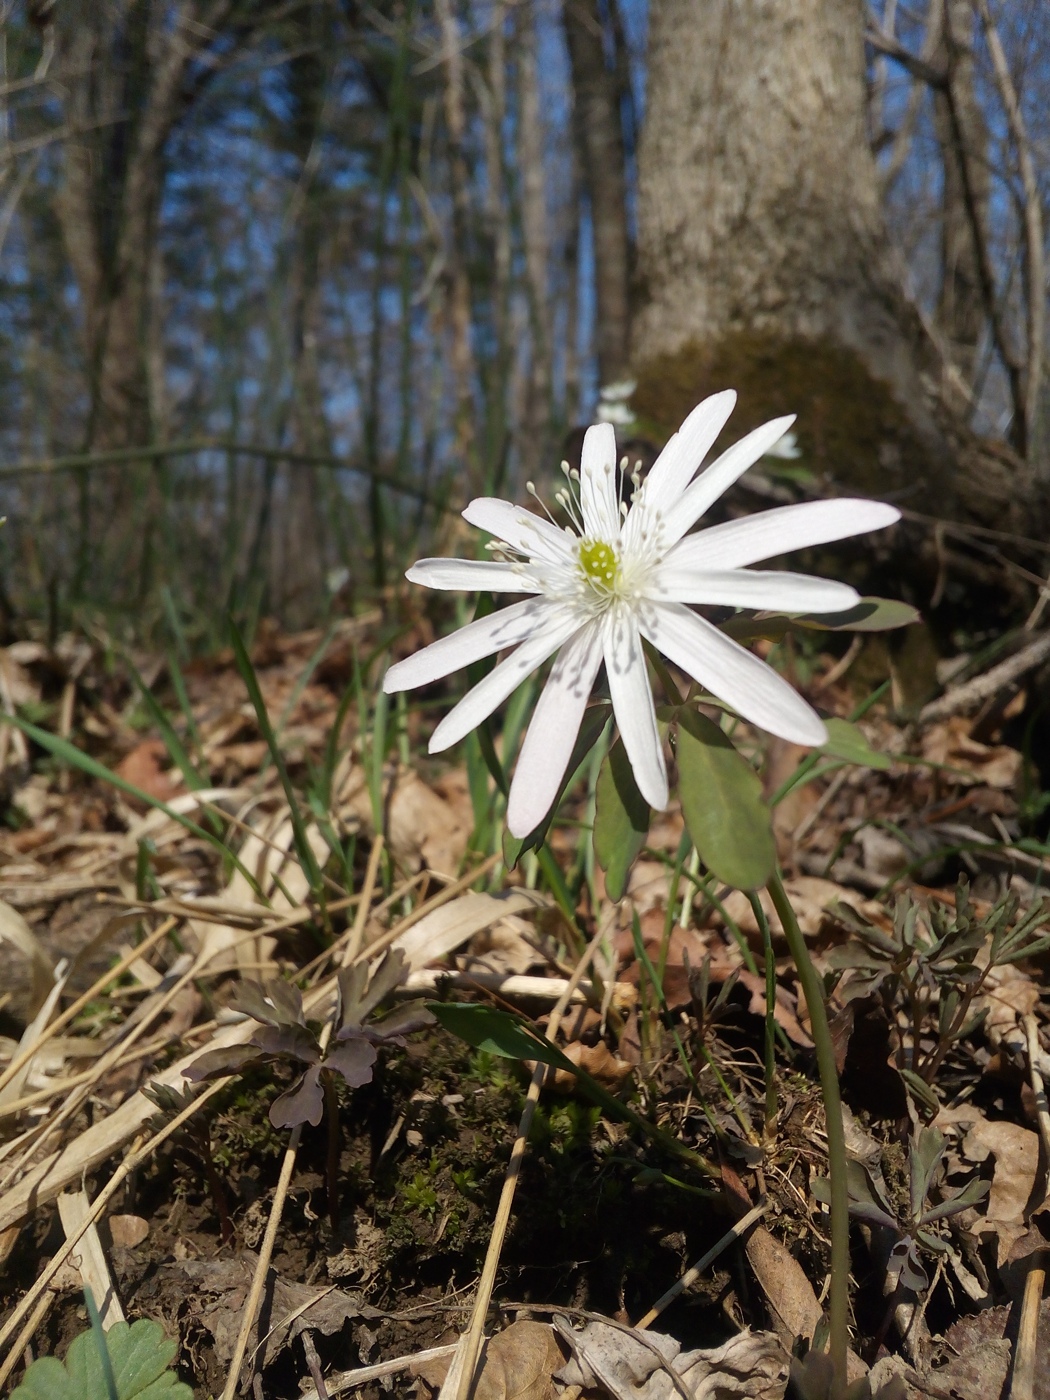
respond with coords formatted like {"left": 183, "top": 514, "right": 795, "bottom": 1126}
{"left": 384, "top": 391, "right": 900, "bottom": 838}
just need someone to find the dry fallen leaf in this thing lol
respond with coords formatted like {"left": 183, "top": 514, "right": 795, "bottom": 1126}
{"left": 339, "top": 762, "right": 471, "bottom": 876}
{"left": 107, "top": 1214, "right": 150, "bottom": 1249}
{"left": 716, "top": 877, "right": 883, "bottom": 943}
{"left": 941, "top": 1106, "right": 1040, "bottom": 1264}
{"left": 416, "top": 1320, "right": 564, "bottom": 1400}
{"left": 920, "top": 717, "right": 1022, "bottom": 789}
{"left": 115, "top": 739, "right": 185, "bottom": 808}
{"left": 554, "top": 1317, "right": 788, "bottom": 1400}
{"left": 536, "top": 1039, "right": 635, "bottom": 1093}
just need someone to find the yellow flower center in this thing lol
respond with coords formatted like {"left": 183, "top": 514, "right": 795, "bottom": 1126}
{"left": 578, "top": 538, "right": 618, "bottom": 591}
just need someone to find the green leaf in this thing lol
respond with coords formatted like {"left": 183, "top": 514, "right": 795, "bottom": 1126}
{"left": 721, "top": 596, "right": 920, "bottom": 643}
{"left": 503, "top": 704, "right": 610, "bottom": 867}
{"left": 899, "top": 1067, "right": 941, "bottom": 1115}
{"left": 676, "top": 708, "right": 776, "bottom": 891}
{"left": 798, "top": 597, "right": 921, "bottom": 632}
{"left": 124, "top": 653, "right": 208, "bottom": 793}
{"left": 428, "top": 1003, "right": 570, "bottom": 1070}
{"left": 820, "top": 718, "right": 891, "bottom": 770}
{"left": 594, "top": 739, "right": 651, "bottom": 901}
{"left": 12, "top": 1319, "right": 191, "bottom": 1400}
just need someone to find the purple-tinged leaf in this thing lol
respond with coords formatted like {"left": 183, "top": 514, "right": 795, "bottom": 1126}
{"left": 363, "top": 1000, "right": 436, "bottom": 1042}
{"left": 183, "top": 1045, "right": 261, "bottom": 1082}
{"left": 270, "top": 1064, "right": 325, "bottom": 1128}
{"left": 323, "top": 1038, "right": 378, "bottom": 1088}
{"left": 252, "top": 1023, "right": 321, "bottom": 1064}
{"left": 230, "top": 979, "right": 306, "bottom": 1029}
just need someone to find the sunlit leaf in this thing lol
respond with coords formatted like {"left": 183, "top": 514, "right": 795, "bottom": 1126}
{"left": 593, "top": 738, "right": 650, "bottom": 901}
{"left": 181, "top": 1045, "right": 259, "bottom": 1082}
{"left": 11, "top": 1318, "right": 191, "bottom": 1400}
{"left": 676, "top": 708, "right": 776, "bottom": 891}
{"left": 428, "top": 1002, "right": 568, "bottom": 1068}
{"left": 821, "top": 717, "right": 891, "bottom": 770}
{"left": 323, "top": 1038, "right": 378, "bottom": 1089}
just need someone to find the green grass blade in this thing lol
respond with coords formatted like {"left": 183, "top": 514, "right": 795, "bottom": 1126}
{"left": 124, "top": 653, "right": 208, "bottom": 792}
{"left": 228, "top": 622, "right": 327, "bottom": 908}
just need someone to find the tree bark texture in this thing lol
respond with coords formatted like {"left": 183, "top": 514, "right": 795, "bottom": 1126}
{"left": 53, "top": 0, "right": 245, "bottom": 451}
{"left": 932, "top": 0, "right": 989, "bottom": 392}
{"left": 633, "top": 0, "right": 973, "bottom": 515}
{"left": 564, "top": 0, "right": 631, "bottom": 388}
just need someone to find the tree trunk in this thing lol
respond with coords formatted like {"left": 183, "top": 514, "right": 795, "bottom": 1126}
{"left": 632, "top": 0, "right": 1029, "bottom": 525}
{"left": 563, "top": 0, "right": 631, "bottom": 389}
{"left": 932, "top": 0, "right": 989, "bottom": 395}
{"left": 53, "top": 0, "right": 247, "bottom": 452}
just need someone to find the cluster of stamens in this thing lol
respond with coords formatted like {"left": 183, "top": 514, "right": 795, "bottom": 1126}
{"left": 481, "top": 454, "right": 659, "bottom": 606}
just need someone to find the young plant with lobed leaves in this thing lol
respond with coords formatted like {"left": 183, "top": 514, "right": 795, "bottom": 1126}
{"left": 828, "top": 881, "right": 1050, "bottom": 1106}
{"left": 815, "top": 1125, "right": 989, "bottom": 1297}
{"left": 183, "top": 950, "right": 433, "bottom": 1128}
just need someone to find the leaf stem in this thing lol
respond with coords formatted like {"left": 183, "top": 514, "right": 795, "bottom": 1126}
{"left": 767, "top": 870, "right": 849, "bottom": 1382}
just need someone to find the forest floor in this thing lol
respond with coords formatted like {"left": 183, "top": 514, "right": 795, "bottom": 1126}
{"left": 0, "top": 600, "right": 1049, "bottom": 1400}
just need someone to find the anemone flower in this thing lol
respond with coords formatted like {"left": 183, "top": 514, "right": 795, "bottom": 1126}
{"left": 384, "top": 391, "right": 899, "bottom": 838}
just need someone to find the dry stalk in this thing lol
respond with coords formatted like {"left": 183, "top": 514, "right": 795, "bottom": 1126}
{"left": 633, "top": 1200, "right": 768, "bottom": 1329}
{"left": 345, "top": 834, "right": 385, "bottom": 963}
{"left": 218, "top": 836, "right": 389, "bottom": 1400}
{"left": 1009, "top": 1251, "right": 1046, "bottom": 1400}
{"left": 1023, "top": 1015, "right": 1050, "bottom": 1192}
{"left": 219, "top": 1122, "right": 306, "bottom": 1400}
{"left": 449, "top": 919, "right": 611, "bottom": 1400}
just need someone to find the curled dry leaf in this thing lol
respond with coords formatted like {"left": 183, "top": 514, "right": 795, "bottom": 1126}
{"left": 531, "top": 1039, "right": 635, "bottom": 1094}
{"left": 554, "top": 1318, "right": 788, "bottom": 1400}
{"left": 920, "top": 717, "right": 1022, "bottom": 789}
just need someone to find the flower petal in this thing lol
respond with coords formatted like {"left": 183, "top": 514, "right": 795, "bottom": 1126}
{"left": 406, "top": 558, "right": 539, "bottom": 593}
{"left": 667, "top": 498, "right": 901, "bottom": 571}
{"left": 603, "top": 607, "right": 668, "bottom": 811}
{"left": 647, "top": 567, "right": 860, "bottom": 613}
{"left": 429, "top": 607, "right": 584, "bottom": 752}
{"left": 384, "top": 597, "right": 555, "bottom": 693}
{"left": 659, "top": 415, "right": 797, "bottom": 548}
{"left": 641, "top": 390, "right": 737, "bottom": 515}
{"left": 506, "top": 620, "right": 604, "bottom": 838}
{"left": 579, "top": 421, "right": 620, "bottom": 542}
{"left": 462, "top": 497, "right": 574, "bottom": 563}
{"left": 640, "top": 601, "right": 828, "bottom": 746}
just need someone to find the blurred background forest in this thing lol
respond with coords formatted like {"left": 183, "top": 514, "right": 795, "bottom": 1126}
{"left": 0, "top": 0, "right": 1047, "bottom": 644}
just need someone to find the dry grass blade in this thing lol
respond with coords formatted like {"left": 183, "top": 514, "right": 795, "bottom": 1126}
{"left": 633, "top": 1201, "right": 768, "bottom": 1330}
{"left": 1009, "top": 1252, "right": 1047, "bottom": 1400}
{"left": 297, "top": 1343, "right": 459, "bottom": 1400}
{"left": 57, "top": 1188, "right": 124, "bottom": 1328}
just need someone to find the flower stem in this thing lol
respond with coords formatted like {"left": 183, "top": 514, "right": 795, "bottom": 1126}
{"left": 767, "top": 870, "right": 849, "bottom": 1383}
